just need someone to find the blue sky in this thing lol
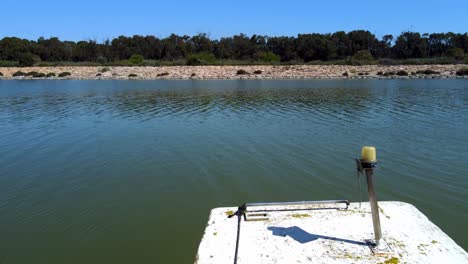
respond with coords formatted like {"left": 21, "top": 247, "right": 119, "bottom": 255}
{"left": 2, "top": 0, "right": 467, "bottom": 41}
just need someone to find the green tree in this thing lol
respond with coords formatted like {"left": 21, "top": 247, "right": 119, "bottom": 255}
{"left": 214, "top": 37, "right": 234, "bottom": 59}
{"left": 347, "top": 30, "right": 378, "bottom": 56}
{"left": 232, "top": 34, "right": 254, "bottom": 60}
{"left": 161, "top": 34, "right": 189, "bottom": 60}
{"left": 393, "top": 32, "right": 428, "bottom": 58}
{"left": 18, "top": 53, "right": 36, "bottom": 66}
{"left": 1, "top": 31, "right": 468, "bottom": 64}
{"left": 188, "top": 33, "right": 213, "bottom": 54}
{"left": 267, "top": 36, "right": 296, "bottom": 61}
{"left": 297, "top": 34, "right": 336, "bottom": 61}
{"left": 331, "top": 31, "right": 351, "bottom": 59}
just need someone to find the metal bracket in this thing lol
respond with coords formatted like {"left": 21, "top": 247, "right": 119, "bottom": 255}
{"left": 228, "top": 199, "right": 350, "bottom": 221}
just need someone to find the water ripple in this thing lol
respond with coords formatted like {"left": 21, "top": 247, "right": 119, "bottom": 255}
{"left": 0, "top": 79, "right": 467, "bottom": 262}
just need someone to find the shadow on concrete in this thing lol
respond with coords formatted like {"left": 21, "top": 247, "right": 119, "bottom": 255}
{"left": 267, "top": 226, "right": 368, "bottom": 246}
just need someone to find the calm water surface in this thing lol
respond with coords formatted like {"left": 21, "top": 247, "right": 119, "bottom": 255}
{"left": 0, "top": 79, "right": 467, "bottom": 263}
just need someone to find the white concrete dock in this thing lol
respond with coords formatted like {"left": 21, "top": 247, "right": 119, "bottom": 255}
{"left": 195, "top": 201, "right": 468, "bottom": 264}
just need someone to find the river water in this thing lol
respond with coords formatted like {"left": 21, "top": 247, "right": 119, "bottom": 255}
{"left": 0, "top": 79, "right": 467, "bottom": 263}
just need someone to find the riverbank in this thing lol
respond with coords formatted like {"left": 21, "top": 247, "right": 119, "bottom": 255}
{"left": 0, "top": 65, "right": 467, "bottom": 80}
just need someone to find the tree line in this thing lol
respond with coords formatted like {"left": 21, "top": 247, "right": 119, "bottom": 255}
{"left": 0, "top": 30, "right": 466, "bottom": 66}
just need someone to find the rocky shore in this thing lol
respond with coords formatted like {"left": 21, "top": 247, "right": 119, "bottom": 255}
{"left": 0, "top": 65, "right": 467, "bottom": 80}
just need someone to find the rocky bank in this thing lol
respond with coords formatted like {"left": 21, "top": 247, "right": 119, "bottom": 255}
{"left": 0, "top": 65, "right": 467, "bottom": 80}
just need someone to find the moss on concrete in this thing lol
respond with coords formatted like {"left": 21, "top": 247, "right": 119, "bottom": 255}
{"left": 378, "top": 257, "right": 399, "bottom": 264}
{"left": 225, "top": 210, "right": 234, "bottom": 216}
{"left": 291, "top": 213, "right": 311, "bottom": 218}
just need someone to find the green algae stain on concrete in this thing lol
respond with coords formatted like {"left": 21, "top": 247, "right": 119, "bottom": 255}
{"left": 342, "top": 252, "right": 362, "bottom": 261}
{"left": 291, "top": 213, "right": 311, "bottom": 218}
{"left": 378, "top": 257, "right": 400, "bottom": 264}
{"left": 225, "top": 210, "right": 234, "bottom": 216}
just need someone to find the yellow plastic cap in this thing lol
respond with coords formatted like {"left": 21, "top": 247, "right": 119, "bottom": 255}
{"left": 361, "top": 146, "right": 377, "bottom": 162}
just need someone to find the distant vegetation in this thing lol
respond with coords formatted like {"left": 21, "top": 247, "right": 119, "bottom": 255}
{"left": 456, "top": 67, "right": 468, "bottom": 76}
{"left": 58, "top": 72, "right": 71, "bottom": 77}
{"left": 25, "top": 71, "right": 46, "bottom": 78}
{"left": 416, "top": 69, "right": 440, "bottom": 75}
{"left": 12, "top": 71, "right": 26, "bottom": 77}
{"left": 128, "top": 54, "right": 144, "bottom": 65}
{"left": 0, "top": 31, "right": 466, "bottom": 67}
{"left": 236, "top": 69, "right": 249, "bottom": 75}
{"left": 396, "top": 70, "right": 409, "bottom": 76}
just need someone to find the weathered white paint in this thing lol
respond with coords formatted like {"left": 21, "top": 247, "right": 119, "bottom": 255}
{"left": 195, "top": 201, "right": 468, "bottom": 264}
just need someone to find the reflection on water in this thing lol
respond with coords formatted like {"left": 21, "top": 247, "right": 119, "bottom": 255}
{"left": 0, "top": 79, "right": 467, "bottom": 263}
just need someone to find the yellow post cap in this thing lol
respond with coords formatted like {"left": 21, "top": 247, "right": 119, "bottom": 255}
{"left": 361, "top": 146, "right": 377, "bottom": 162}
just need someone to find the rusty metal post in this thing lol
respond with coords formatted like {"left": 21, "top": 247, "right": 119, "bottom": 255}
{"left": 359, "top": 146, "right": 382, "bottom": 246}
{"left": 365, "top": 168, "right": 382, "bottom": 246}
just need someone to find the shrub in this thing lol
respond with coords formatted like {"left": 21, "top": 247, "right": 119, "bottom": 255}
{"left": 254, "top": 70, "right": 262, "bottom": 74}
{"left": 402, "top": 57, "right": 454, "bottom": 65}
{"left": 416, "top": 69, "right": 440, "bottom": 75}
{"left": 0, "top": 60, "right": 19, "bottom": 67}
{"left": 13, "top": 71, "right": 26, "bottom": 77}
{"left": 376, "top": 71, "right": 383, "bottom": 76}
{"left": 190, "top": 73, "right": 196, "bottom": 77}
{"left": 129, "top": 54, "right": 144, "bottom": 65}
{"left": 96, "top": 56, "right": 107, "bottom": 64}
{"left": 46, "top": 73, "right": 56, "bottom": 78}
{"left": 378, "top": 58, "right": 399, "bottom": 65}
{"left": 157, "top": 72, "right": 169, "bottom": 77}
{"left": 447, "top": 48, "right": 464, "bottom": 60}
{"left": 96, "top": 73, "right": 102, "bottom": 77}
{"left": 128, "top": 73, "right": 138, "bottom": 77}
{"left": 236, "top": 69, "right": 249, "bottom": 75}
{"left": 258, "top": 51, "right": 280, "bottom": 63}
{"left": 0, "top": 72, "right": 3, "bottom": 77}
{"left": 18, "top": 53, "right": 37, "bottom": 67}
{"left": 456, "top": 67, "right": 468, "bottom": 76}
{"left": 396, "top": 70, "right": 409, "bottom": 76}
{"left": 58, "top": 72, "right": 71, "bottom": 77}
{"left": 186, "top": 56, "right": 201, "bottom": 66}
{"left": 352, "top": 50, "right": 374, "bottom": 61}
{"left": 342, "top": 72, "right": 349, "bottom": 77}
{"left": 383, "top": 71, "right": 395, "bottom": 76}
{"left": 186, "top": 53, "right": 216, "bottom": 65}
{"left": 100, "top": 67, "right": 110, "bottom": 73}
{"left": 33, "top": 72, "right": 46, "bottom": 78}
{"left": 26, "top": 71, "right": 46, "bottom": 77}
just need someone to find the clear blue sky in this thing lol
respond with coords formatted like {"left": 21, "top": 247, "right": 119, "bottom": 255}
{"left": 2, "top": 0, "right": 467, "bottom": 41}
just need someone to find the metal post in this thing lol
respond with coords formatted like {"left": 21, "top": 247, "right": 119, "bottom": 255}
{"left": 365, "top": 168, "right": 382, "bottom": 246}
